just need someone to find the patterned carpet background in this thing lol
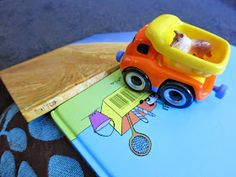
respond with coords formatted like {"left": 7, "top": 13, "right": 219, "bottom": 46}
{"left": 0, "top": 0, "right": 235, "bottom": 70}
{"left": 0, "top": 81, "right": 96, "bottom": 177}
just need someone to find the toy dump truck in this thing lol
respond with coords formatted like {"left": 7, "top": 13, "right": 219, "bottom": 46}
{"left": 116, "top": 14, "right": 230, "bottom": 108}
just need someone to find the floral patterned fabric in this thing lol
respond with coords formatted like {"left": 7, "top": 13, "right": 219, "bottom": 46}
{"left": 0, "top": 81, "right": 96, "bottom": 177}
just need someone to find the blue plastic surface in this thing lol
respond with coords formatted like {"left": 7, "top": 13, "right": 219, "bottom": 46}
{"left": 116, "top": 50, "right": 124, "bottom": 62}
{"left": 69, "top": 32, "right": 236, "bottom": 177}
{"left": 213, "top": 84, "right": 228, "bottom": 99}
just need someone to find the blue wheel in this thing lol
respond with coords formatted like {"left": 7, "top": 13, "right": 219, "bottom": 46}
{"left": 158, "top": 81, "right": 194, "bottom": 108}
{"left": 123, "top": 69, "right": 151, "bottom": 92}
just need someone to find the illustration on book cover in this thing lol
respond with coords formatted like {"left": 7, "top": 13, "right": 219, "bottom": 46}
{"left": 78, "top": 71, "right": 169, "bottom": 157}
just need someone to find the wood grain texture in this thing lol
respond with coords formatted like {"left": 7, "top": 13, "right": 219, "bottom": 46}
{"left": 0, "top": 42, "right": 128, "bottom": 121}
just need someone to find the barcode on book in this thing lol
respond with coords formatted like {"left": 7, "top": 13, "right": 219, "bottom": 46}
{"left": 109, "top": 87, "right": 140, "bottom": 109}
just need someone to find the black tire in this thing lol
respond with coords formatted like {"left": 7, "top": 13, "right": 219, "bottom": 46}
{"left": 158, "top": 81, "right": 194, "bottom": 108}
{"left": 123, "top": 69, "right": 151, "bottom": 92}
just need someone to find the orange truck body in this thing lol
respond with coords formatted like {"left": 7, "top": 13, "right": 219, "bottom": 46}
{"left": 119, "top": 25, "right": 216, "bottom": 101}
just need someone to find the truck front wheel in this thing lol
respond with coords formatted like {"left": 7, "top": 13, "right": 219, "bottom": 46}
{"left": 123, "top": 69, "right": 150, "bottom": 92}
{"left": 158, "top": 81, "right": 194, "bottom": 108}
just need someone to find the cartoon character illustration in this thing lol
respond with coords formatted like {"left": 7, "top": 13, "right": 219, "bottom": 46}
{"left": 140, "top": 93, "right": 169, "bottom": 110}
{"left": 170, "top": 30, "right": 212, "bottom": 59}
{"left": 88, "top": 91, "right": 157, "bottom": 156}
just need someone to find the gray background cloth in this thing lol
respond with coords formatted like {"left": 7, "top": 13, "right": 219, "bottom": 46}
{"left": 0, "top": 0, "right": 235, "bottom": 70}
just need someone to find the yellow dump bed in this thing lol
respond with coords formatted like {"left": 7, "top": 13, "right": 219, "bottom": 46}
{"left": 145, "top": 14, "right": 230, "bottom": 77}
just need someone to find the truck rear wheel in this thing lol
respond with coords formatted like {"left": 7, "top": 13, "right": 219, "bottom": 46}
{"left": 158, "top": 81, "right": 194, "bottom": 108}
{"left": 123, "top": 69, "right": 150, "bottom": 92}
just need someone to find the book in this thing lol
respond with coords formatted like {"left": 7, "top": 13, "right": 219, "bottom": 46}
{"left": 0, "top": 41, "right": 129, "bottom": 122}
{"left": 51, "top": 32, "right": 236, "bottom": 177}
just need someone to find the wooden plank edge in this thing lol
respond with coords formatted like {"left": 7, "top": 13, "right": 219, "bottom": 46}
{"left": 21, "top": 65, "right": 119, "bottom": 122}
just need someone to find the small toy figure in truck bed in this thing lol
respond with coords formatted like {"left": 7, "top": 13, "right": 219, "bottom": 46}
{"left": 116, "top": 14, "right": 230, "bottom": 108}
{"left": 170, "top": 30, "right": 212, "bottom": 59}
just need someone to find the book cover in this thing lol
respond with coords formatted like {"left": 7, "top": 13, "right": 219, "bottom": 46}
{"left": 51, "top": 32, "right": 236, "bottom": 177}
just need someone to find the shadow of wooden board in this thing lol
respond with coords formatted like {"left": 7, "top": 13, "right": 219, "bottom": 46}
{"left": 0, "top": 42, "right": 128, "bottom": 122}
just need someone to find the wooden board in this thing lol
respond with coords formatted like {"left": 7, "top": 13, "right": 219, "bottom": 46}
{"left": 0, "top": 42, "right": 128, "bottom": 122}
